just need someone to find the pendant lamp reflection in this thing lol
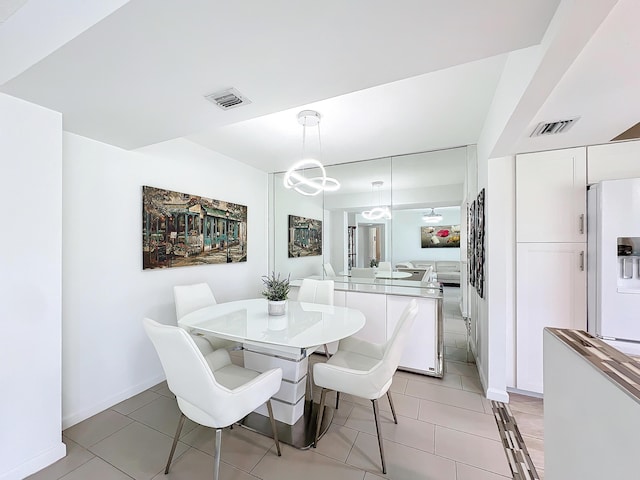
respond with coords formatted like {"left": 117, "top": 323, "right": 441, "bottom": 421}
{"left": 422, "top": 208, "right": 443, "bottom": 223}
{"left": 283, "top": 110, "right": 340, "bottom": 196}
{"left": 362, "top": 181, "right": 392, "bottom": 220}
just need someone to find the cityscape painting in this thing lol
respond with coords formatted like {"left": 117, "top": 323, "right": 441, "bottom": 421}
{"left": 288, "top": 215, "right": 322, "bottom": 257}
{"left": 142, "top": 186, "right": 247, "bottom": 270}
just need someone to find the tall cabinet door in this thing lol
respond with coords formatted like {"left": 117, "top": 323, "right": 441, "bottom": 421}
{"left": 516, "top": 148, "right": 587, "bottom": 243}
{"left": 516, "top": 243, "right": 587, "bottom": 393}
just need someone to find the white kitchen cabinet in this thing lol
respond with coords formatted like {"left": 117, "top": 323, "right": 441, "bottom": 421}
{"left": 516, "top": 147, "right": 586, "bottom": 243}
{"left": 386, "top": 295, "right": 440, "bottom": 375}
{"left": 516, "top": 242, "right": 587, "bottom": 393}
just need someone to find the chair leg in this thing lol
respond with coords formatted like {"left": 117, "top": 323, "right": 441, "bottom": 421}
{"left": 323, "top": 344, "right": 331, "bottom": 358}
{"left": 386, "top": 390, "right": 398, "bottom": 424}
{"left": 306, "top": 369, "right": 313, "bottom": 401}
{"left": 213, "top": 428, "right": 222, "bottom": 480}
{"left": 314, "top": 388, "right": 328, "bottom": 448}
{"left": 336, "top": 392, "right": 340, "bottom": 410}
{"left": 266, "top": 400, "right": 282, "bottom": 457}
{"left": 164, "top": 413, "right": 186, "bottom": 474}
{"left": 372, "top": 399, "right": 387, "bottom": 474}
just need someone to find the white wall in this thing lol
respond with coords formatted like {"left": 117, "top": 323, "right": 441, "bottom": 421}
{"left": 391, "top": 208, "right": 461, "bottom": 264}
{"left": 0, "top": 93, "right": 65, "bottom": 479}
{"left": 485, "top": 156, "right": 514, "bottom": 400}
{"left": 588, "top": 139, "right": 640, "bottom": 184}
{"left": 62, "top": 135, "right": 268, "bottom": 428}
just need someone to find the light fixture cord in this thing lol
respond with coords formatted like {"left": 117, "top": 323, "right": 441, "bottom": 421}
{"left": 300, "top": 121, "right": 308, "bottom": 179}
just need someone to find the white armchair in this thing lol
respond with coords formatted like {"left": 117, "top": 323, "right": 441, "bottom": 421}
{"left": 143, "top": 318, "right": 283, "bottom": 480}
{"left": 312, "top": 299, "right": 419, "bottom": 474}
{"left": 297, "top": 278, "right": 335, "bottom": 395}
{"left": 377, "top": 261, "right": 392, "bottom": 272}
{"left": 323, "top": 263, "right": 337, "bottom": 277}
{"left": 173, "top": 283, "right": 239, "bottom": 353}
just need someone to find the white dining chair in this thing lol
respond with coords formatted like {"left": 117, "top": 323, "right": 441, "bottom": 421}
{"left": 297, "top": 278, "right": 335, "bottom": 357}
{"left": 173, "top": 283, "right": 239, "bottom": 353}
{"left": 323, "top": 263, "right": 337, "bottom": 277}
{"left": 421, "top": 265, "right": 437, "bottom": 285}
{"left": 297, "top": 278, "right": 335, "bottom": 395}
{"left": 350, "top": 267, "right": 376, "bottom": 278}
{"left": 313, "top": 299, "right": 419, "bottom": 474}
{"left": 377, "top": 261, "right": 392, "bottom": 272}
{"left": 143, "top": 318, "right": 283, "bottom": 480}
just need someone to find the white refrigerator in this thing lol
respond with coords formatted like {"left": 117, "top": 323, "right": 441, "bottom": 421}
{"left": 587, "top": 178, "right": 640, "bottom": 356}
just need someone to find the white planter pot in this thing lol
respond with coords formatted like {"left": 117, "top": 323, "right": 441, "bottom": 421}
{"left": 268, "top": 300, "right": 287, "bottom": 316}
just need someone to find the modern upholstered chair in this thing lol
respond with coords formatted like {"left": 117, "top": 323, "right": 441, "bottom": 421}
{"left": 313, "top": 299, "right": 419, "bottom": 474}
{"left": 323, "top": 263, "right": 337, "bottom": 277}
{"left": 421, "top": 265, "right": 433, "bottom": 281}
{"left": 350, "top": 267, "right": 376, "bottom": 278}
{"left": 377, "top": 261, "right": 392, "bottom": 272}
{"left": 297, "top": 278, "right": 335, "bottom": 358}
{"left": 173, "top": 283, "right": 238, "bottom": 353}
{"left": 143, "top": 318, "right": 283, "bottom": 480}
{"left": 297, "top": 278, "right": 335, "bottom": 306}
{"left": 297, "top": 279, "right": 336, "bottom": 395}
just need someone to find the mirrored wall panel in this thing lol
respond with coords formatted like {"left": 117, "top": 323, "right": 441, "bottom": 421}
{"left": 270, "top": 146, "right": 469, "bottom": 288}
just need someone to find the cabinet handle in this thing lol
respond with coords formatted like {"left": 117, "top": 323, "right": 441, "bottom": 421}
{"left": 580, "top": 251, "right": 585, "bottom": 271}
{"left": 579, "top": 214, "right": 585, "bottom": 234}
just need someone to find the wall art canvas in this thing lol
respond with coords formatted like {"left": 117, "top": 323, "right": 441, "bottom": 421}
{"left": 469, "top": 201, "right": 477, "bottom": 288}
{"left": 421, "top": 225, "right": 461, "bottom": 248}
{"left": 288, "top": 215, "right": 322, "bottom": 257}
{"left": 475, "top": 189, "right": 485, "bottom": 298}
{"left": 142, "top": 186, "right": 247, "bottom": 270}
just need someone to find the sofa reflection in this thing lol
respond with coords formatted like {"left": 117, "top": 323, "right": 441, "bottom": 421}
{"left": 396, "top": 260, "right": 461, "bottom": 285}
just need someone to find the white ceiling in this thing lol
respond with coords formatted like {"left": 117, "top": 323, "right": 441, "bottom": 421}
{"left": 0, "top": 0, "right": 27, "bottom": 23}
{"left": 1, "top": 0, "right": 637, "bottom": 176}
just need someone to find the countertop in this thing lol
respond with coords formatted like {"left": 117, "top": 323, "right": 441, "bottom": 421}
{"left": 545, "top": 328, "right": 640, "bottom": 405}
{"left": 290, "top": 277, "right": 443, "bottom": 299}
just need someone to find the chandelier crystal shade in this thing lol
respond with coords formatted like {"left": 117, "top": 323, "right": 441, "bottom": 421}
{"left": 283, "top": 110, "right": 340, "bottom": 196}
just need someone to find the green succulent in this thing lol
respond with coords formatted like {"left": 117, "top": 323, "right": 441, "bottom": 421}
{"left": 261, "top": 272, "right": 290, "bottom": 301}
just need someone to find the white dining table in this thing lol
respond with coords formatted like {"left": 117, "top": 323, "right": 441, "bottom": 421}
{"left": 178, "top": 298, "right": 366, "bottom": 448}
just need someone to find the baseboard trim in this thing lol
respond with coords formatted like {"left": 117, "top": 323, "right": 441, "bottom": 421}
{"left": 477, "top": 363, "right": 510, "bottom": 402}
{"left": 486, "top": 387, "right": 510, "bottom": 403}
{"left": 0, "top": 441, "right": 66, "bottom": 480}
{"left": 62, "top": 374, "right": 166, "bottom": 429}
{"left": 506, "top": 387, "right": 543, "bottom": 399}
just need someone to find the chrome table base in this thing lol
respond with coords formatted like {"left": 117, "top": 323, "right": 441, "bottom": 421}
{"left": 239, "top": 399, "right": 334, "bottom": 449}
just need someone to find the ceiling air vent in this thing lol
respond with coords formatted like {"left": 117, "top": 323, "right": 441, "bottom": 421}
{"left": 204, "top": 88, "right": 251, "bottom": 111}
{"left": 530, "top": 117, "right": 579, "bottom": 137}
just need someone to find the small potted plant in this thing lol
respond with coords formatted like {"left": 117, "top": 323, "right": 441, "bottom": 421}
{"left": 261, "top": 272, "right": 290, "bottom": 316}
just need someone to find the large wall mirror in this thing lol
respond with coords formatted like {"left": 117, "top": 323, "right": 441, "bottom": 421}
{"left": 269, "top": 146, "right": 469, "bottom": 287}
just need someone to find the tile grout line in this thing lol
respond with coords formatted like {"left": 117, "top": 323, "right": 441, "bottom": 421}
{"left": 491, "top": 401, "right": 540, "bottom": 480}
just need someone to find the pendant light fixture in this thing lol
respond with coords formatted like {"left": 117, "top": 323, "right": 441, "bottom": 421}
{"left": 283, "top": 110, "right": 340, "bottom": 196}
{"left": 362, "top": 181, "right": 392, "bottom": 220}
{"left": 422, "top": 208, "right": 443, "bottom": 223}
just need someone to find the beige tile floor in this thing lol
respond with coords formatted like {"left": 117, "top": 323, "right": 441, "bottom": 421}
{"left": 29, "top": 287, "right": 526, "bottom": 480}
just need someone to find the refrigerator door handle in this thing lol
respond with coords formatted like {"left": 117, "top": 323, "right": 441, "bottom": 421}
{"left": 580, "top": 251, "right": 585, "bottom": 271}
{"left": 579, "top": 214, "right": 585, "bottom": 234}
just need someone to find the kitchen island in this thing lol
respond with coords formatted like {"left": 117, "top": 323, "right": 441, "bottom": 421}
{"left": 290, "top": 276, "right": 443, "bottom": 377}
{"left": 544, "top": 328, "right": 640, "bottom": 479}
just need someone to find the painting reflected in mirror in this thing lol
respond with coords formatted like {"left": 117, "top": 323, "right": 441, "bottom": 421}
{"left": 421, "top": 225, "right": 461, "bottom": 248}
{"left": 288, "top": 215, "right": 322, "bottom": 257}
